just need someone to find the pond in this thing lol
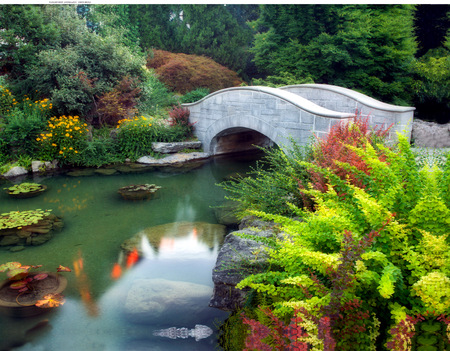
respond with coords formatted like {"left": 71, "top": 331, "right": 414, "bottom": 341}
{"left": 0, "top": 152, "right": 261, "bottom": 351}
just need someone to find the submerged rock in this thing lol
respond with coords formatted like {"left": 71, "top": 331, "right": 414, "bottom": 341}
{"left": 124, "top": 278, "right": 212, "bottom": 324}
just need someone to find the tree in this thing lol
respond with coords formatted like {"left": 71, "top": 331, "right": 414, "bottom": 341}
{"left": 1, "top": 5, "right": 146, "bottom": 121}
{"left": 250, "top": 5, "right": 417, "bottom": 105}
{"left": 412, "top": 5, "right": 450, "bottom": 123}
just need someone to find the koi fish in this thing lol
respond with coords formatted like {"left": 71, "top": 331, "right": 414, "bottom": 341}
{"left": 126, "top": 248, "right": 139, "bottom": 268}
{"left": 111, "top": 263, "right": 122, "bottom": 280}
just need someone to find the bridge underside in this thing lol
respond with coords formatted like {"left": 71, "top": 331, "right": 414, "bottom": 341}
{"left": 210, "top": 128, "right": 275, "bottom": 155}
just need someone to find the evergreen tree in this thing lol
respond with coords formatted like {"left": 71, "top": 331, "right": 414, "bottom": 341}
{"left": 250, "top": 5, "right": 417, "bottom": 105}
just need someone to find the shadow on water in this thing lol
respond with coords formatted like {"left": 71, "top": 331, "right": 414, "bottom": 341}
{"left": 0, "top": 150, "right": 264, "bottom": 351}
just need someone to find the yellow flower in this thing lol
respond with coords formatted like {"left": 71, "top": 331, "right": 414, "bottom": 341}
{"left": 52, "top": 143, "right": 57, "bottom": 147}
{"left": 65, "top": 133, "right": 70, "bottom": 137}
{"left": 36, "top": 138, "right": 41, "bottom": 141}
{"left": 59, "top": 150, "right": 63, "bottom": 154}
{"left": 74, "top": 150, "right": 78, "bottom": 153}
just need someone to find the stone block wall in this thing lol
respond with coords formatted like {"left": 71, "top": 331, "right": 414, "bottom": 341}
{"left": 183, "top": 86, "right": 354, "bottom": 154}
{"left": 281, "top": 84, "right": 415, "bottom": 141}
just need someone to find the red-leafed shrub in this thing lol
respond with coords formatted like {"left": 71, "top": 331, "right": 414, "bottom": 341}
{"left": 310, "top": 116, "right": 392, "bottom": 194}
{"left": 168, "top": 104, "right": 195, "bottom": 138}
{"left": 147, "top": 50, "right": 243, "bottom": 94}
{"left": 96, "top": 75, "right": 142, "bottom": 126}
{"left": 242, "top": 308, "right": 310, "bottom": 350}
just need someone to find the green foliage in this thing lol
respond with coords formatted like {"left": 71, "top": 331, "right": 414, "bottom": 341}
{"left": 180, "top": 87, "right": 210, "bottom": 103}
{"left": 251, "top": 72, "right": 314, "bottom": 87}
{"left": 79, "top": 138, "right": 122, "bottom": 168}
{"left": 137, "top": 67, "right": 176, "bottom": 114}
{"left": 170, "top": 5, "right": 254, "bottom": 74}
{"left": 115, "top": 116, "right": 187, "bottom": 160}
{"left": 3, "top": 5, "right": 146, "bottom": 120}
{"left": 218, "top": 142, "right": 312, "bottom": 218}
{"left": 250, "top": 4, "right": 417, "bottom": 105}
{"left": 0, "top": 107, "right": 47, "bottom": 157}
{"left": 233, "top": 125, "right": 450, "bottom": 348}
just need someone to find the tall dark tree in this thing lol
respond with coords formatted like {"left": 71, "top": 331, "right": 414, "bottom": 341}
{"left": 250, "top": 5, "right": 417, "bottom": 105}
{"left": 412, "top": 5, "right": 450, "bottom": 123}
{"left": 415, "top": 4, "right": 449, "bottom": 57}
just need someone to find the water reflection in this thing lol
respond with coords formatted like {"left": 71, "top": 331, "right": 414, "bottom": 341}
{"left": 120, "top": 221, "right": 226, "bottom": 258}
{"left": 73, "top": 250, "right": 99, "bottom": 317}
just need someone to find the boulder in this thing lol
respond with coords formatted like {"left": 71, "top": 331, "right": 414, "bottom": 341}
{"left": 3, "top": 166, "right": 28, "bottom": 178}
{"left": 123, "top": 278, "right": 213, "bottom": 324}
{"left": 31, "top": 160, "right": 59, "bottom": 173}
{"left": 137, "top": 152, "right": 210, "bottom": 167}
{"left": 209, "top": 217, "right": 277, "bottom": 311}
{"left": 213, "top": 201, "right": 240, "bottom": 226}
{"left": 152, "top": 141, "right": 202, "bottom": 154}
{"left": 412, "top": 119, "right": 450, "bottom": 148}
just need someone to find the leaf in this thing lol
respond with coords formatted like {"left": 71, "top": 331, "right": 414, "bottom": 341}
{"left": 33, "top": 273, "right": 48, "bottom": 281}
{"left": 57, "top": 265, "right": 72, "bottom": 272}
{"left": 7, "top": 267, "right": 29, "bottom": 279}
{"left": 10, "top": 280, "right": 28, "bottom": 290}
{"left": 0, "top": 262, "right": 21, "bottom": 272}
{"left": 35, "top": 293, "right": 66, "bottom": 308}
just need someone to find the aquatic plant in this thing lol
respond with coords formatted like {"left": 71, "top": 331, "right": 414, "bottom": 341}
{"left": 5, "top": 182, "right": 45, "bottom": 195}
{"left": 0, "top": 209, "right": 52, "bottom": 230}
{"left": 0, "top": 261, "right": 71, "bottom": 308}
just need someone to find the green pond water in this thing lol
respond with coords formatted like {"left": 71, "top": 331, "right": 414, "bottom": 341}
{"left": 0, "top": 152, "right": 261, "bottom": 351}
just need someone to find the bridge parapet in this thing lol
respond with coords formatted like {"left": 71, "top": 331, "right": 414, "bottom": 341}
{"left": 183, "top": 86, "right": 355, "bottom": 155}
{"left": 280, "top": 84, "right": 414, "bottom": 140}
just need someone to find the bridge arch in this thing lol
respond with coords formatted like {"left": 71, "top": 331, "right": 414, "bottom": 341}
{"left": 183, "top": 86, "right": 355, "bottom": 155}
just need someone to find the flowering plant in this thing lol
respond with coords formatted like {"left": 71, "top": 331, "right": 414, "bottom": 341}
{"left": 37, "top": 115, "right": 89, "bottom": 164}
{"left": 0, "top": 85, "right": 16, "bottom": 115}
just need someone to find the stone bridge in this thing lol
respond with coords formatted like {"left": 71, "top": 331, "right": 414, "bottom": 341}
{"left": 182, "top": 84, "right": 415, "bottom": 155}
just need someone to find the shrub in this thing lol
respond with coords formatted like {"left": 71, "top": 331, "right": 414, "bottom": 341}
{"left": 36, "top": 115, "right": 89, "bottom": 165}
{"left": 251, "top": 71, "right": 314, "bottom": 88}
{"left": 218, "top": 141, "right": 313, "bottom": 218}
{"left": 115, "top": 115, "right": 186, "bottom": 160}
{"left": 180, "top": 87, "right": 210, "bottom": 103}
{"left": 79, "top": 138, "right": 122, "bottom": 168}
{"left": 96, "top": 75, "right": 142, "bottom": 127}
{"left": 310, "top": 116, "right": 392, "bottom": 195}
{"left": 0, "top": 99, "right": 50, "bottom": 157}
{"left": 137, "top": 67, "right": 177, "bottom": 114}
{"left": 147, "top": 50, "right": 243, "bottom": 94}
{"left": 235, "top": 133, "right": 450, "bottom": 349}
{"left": 168, "top": 105, "right": 195, "bottom": 138}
